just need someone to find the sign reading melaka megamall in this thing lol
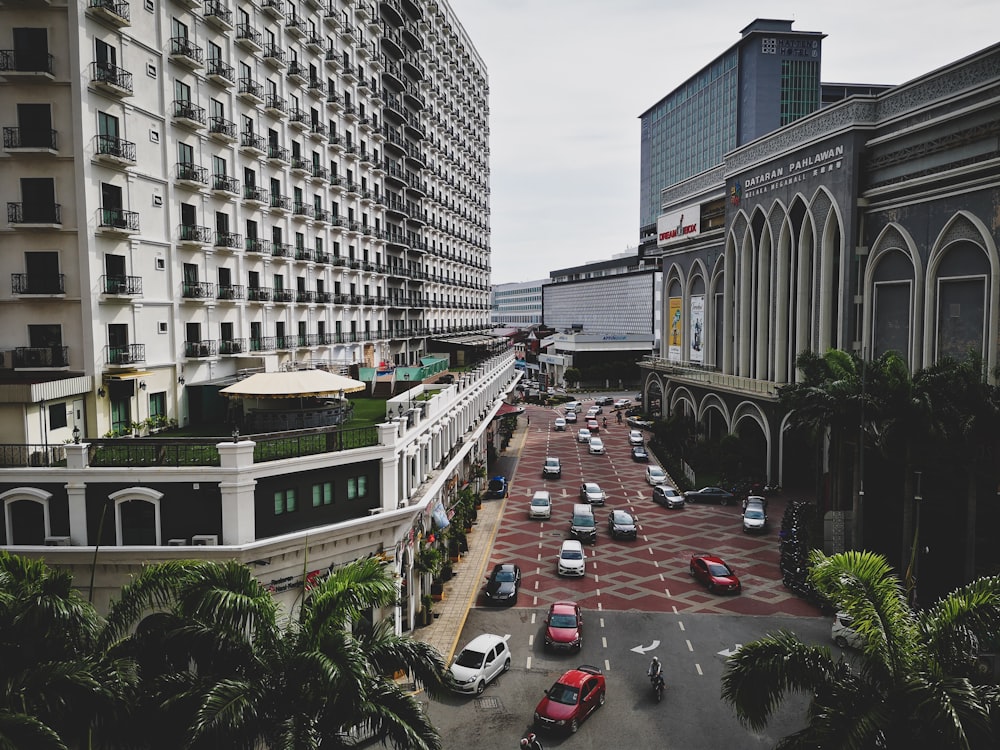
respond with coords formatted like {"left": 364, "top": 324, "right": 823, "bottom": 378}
{"left": 657, "top": 205, "right": 700, "bottom": 247}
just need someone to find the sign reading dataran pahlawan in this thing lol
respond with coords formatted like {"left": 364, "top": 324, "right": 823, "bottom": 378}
{"left": 689, "top": 295, "right": 704, "bottom": 364}
{"left": 657, "top": 205, "right": 701, "bottom": 247}
{"left": 667, "top": 297, "right": 683, "bottom": 361}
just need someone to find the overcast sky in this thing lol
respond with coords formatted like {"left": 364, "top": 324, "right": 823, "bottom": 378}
{"left": 446, "top": 0, "right": 998, "bottom": 284}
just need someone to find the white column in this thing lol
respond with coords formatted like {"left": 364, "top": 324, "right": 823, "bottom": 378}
{"left": 217, "top": 440, "right": 257, "bottom": 544}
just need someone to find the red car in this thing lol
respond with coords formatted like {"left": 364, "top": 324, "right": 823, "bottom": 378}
{"left": 586, "top": 418, "right": 600, "bottom": 433}
{"left": 544, "top": 601, "right": 583, "bottom": 652}
{"left": 689, "top": 553, "right": 742, "bottom": 594}
{"left": 533, "top": 665, "right": 605, "bottom": 734}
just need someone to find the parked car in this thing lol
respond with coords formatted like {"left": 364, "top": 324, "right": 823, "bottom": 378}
{"left": 449, "top": 633, "right": 511, "bottom": 694}
{"left": 529, "top": 490, "right": 552, "bottom": 520}
{"left": 689, "top": 553, "right": 741, "bottom": 594}
{"left": 543, "top": 456, "right": 562, "bottom": 479}
{"left": 634, "top": 393, "right": 643, "bottom": 403}
{"left": 576, "top": 428, "right": 592, "bottom": 444}
{"left": 579, "top": 482, "right": 606, "bottom": 505}
{"left": 558, "top": 539, "right": 587, "bottom": 576}
{"left": 485, "top": 475, "right": 507, "bottom": 499}
{"left": 533, "top": 665, "right": 606, "bottom": 734}
{"left": 544, "top": 601, "right": 583, "bottom": 652}
{"left": 607, "top": 509, "right": 637, "bottom": 540}
{"left": 435, "top": 374, "right": 455, "bottom": 384}
{"left": 652, "top": 484, "right": 685, "bottom": 509}
{"left": 645, "top": 466, "right": 668, "bottom": 485}
{"left": 684, "top": 486, "right": 736, "bottom": 505}
{"left": 565, "top": 411, "right": 578, "bottom": 424}
{"left": 628, "top": 429, "right": 644, "bottom": 446}
{"left": 831, "top": 612, "right": 865, "bottom": 649}
{"left": 613, "top": 398, "right": 632, "bottom": 409}
{"left": 483, "top": 563, "right": 522, "bottom": 606}
{"left": 742, "top": 494, "right": 768, "bottom": 511}
{"left": 742, "top": 502, "right": 767, "bottom": 533}
{"left": 594, "top": 396, "right": 613, "bottom": 406}
{"left": 588, "top": 437, "right": 605, "bottom": 455}
{"left": 631, "top": 445, "right": 649, "bottom": 462}
{"left": 553, "top": 417, "right": 567, "bottom": 431}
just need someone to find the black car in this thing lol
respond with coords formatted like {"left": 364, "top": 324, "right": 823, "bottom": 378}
{"left": 483, "top": 563, "right": 521, "bottom": 606}
{"left": 631, "top": 445, "right": 649, "bottom": 462}
{"left": 607, "top": 509, "right": 637, "bottom": 540}
{"left": 683, "top": 486, "right": 735, "bottom": 505}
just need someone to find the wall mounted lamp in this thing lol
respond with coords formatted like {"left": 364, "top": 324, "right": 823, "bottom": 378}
{"left": 177, "top": 376, "right": 185, "bottom": 385}
{"left": 72, "top": 425, "right": 80, "bottom": 444}
{"left": 97, "top": 387, "right": 106, "bottom": 397}
{"left": 139, "top": 380, "right": 147, "bottom": 391}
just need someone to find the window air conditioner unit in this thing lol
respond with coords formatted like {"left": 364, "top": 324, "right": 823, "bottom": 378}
{"left": 45, "top": 536, "right": 71, "bottom": 546}
{"left": 167, "top": 538, "right": 188, "bottom": 546}
{"left": 191, "top": 534, "right": 218, "bottom": 546}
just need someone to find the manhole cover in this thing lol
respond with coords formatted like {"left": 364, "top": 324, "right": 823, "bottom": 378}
{"left": 475, "top": 696, "right": 501, "bottom": 710}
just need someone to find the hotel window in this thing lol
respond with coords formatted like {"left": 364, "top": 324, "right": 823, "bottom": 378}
{"left": 347, "top": 476, "right": 367, "bottom": 500}
{"left": 274, "top": 488, "right": 297, "bottom": 515}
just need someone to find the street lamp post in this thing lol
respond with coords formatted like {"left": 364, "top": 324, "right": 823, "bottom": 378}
{"left": 906, "top": 471, "right": 923, "bottom": 609}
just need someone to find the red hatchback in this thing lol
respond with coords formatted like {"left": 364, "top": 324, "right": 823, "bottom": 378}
{"left": 543, "top": 601, "right": 583, "bottom": 652}
{"left": 533, "top": 665, "right": 605, "bottom": 734}
{"left": 689, "top": 553, "right": 742, "bottom": 594}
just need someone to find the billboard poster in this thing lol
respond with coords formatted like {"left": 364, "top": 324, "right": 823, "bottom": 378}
{"left": 689, "top": 295, "right": 705, "bottom": 363}
{"left": 668, "top": 297, "right": 683, "bottom": 361}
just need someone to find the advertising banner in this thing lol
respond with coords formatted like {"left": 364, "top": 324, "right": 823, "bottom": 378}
{"left": 668, "top": 297, "right": 683, "bottom": 361}
{"left": 657, "top": 206, "right": 700, "bottom": 247}
{"left": 689, "top": 295, "right": 705, "bottom": 363}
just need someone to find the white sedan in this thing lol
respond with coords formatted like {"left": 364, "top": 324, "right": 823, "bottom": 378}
{"left": 529, "top": 491, "right": 552, "bottom": 519}
{"left": 588, "top": 437, "right": 605, "bottom": 455}
{"left": 576, "top": 428, "right": 592, "bottom": 444}
{"left": 646, "top": 466, "right": 668, "bottom": 485}
{"left": 628, "top": 429, "right": 644, "bottom": 446}
{"left": 553, "top": 417, "right": 567, "bottom": 431}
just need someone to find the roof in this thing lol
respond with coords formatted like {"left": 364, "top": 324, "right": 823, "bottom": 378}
{"left": 493, "top": 402, "right": 523, "bottom": 419}
{"left": 218, "top": 369, "right": 366, "bottom": 398}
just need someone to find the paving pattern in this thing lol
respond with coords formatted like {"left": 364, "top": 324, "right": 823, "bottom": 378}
{"left": 483, "top": 400, "right": 822, "bottom": 618}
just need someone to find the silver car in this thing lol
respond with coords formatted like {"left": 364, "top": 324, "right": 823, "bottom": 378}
{"left": 579, "top": 482, "right": 606, "bottom": 505}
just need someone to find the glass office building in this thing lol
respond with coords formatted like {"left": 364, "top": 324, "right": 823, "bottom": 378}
{"left": 639, "top": 19, "right": 825, "bottom": 239}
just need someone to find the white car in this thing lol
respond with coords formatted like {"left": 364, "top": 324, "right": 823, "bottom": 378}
{"left": 586, "top": 407, "right": 600, "bottom": 418}
{"left": 576, "top": 428, "right": 592, "bottom": 443}
{"left": 628, "top": 429, "right": 644, "bottom": 446}
{"left": 553, "top": 417, "right": 567, "bottom": 431}
{"left": 831, "top": 612, "right": 865, "bottom": 649}
{"left": 449, "top": 633, "right": 512, "bottom": 694}
{"left": 558, "top": 539, "right": 586, "bottom": 577}
{"left": 564, "top": 401, "right": 581, "bottom": 412}
{"left": 529, "top": 490, "right": 552, "bottom": 519}
{"left": 614, "top": 398, "right": 632, "bottom": 409}
{"left": 565, "top": 411, "right": 578, "bottom": 424}
{"left": 646, "top": 466, "right": 668, "bottom": 485}
{"left": 588, "top": 437, "right": 605, "bottom": 455}
{"left": 579, "top": 482, "right": 606, "bottom": 505}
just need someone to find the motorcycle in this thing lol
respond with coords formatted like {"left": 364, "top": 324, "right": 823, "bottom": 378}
{"left": 651, "top": 673, "right": 665, "bottom": 703}
{"left": 519, "top": 733, "right": 543, "bottom": 750}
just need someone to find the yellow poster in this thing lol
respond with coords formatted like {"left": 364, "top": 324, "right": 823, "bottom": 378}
{"left": 668, "top": 297, "right": 683, "bottom": 361}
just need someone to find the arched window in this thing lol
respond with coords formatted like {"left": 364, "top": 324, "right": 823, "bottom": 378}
{"left": 110, "top": 487, "right": 163, "bottom": 546}
{"left": 1, "top": 488, "right": 52, "bottom": 545}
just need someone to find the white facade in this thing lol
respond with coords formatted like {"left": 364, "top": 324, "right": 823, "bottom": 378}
{"left": 490, "top": 278, "right": 545, "bottom": 327}
{"left": 0, "top": 0, "right": 490, "bottom": 441}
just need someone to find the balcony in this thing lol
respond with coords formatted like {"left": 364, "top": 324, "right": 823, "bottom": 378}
{"left": 87, "top": 0, "right": 131, "bottom": 26}
{"left": 98, "top": 207, "right": 140, "bottom": 234}
{"left": 216, "top": 284, "right": 244, "bottom": 301}
{"left": 309, "top": 122, "right": 327, "bottom": 140}
{"left": 182, "top": 281, "right": 215, "bottom": 300}
{"left": 7, "top": 202, "right": 61, "bottom": 227}
{"left": 206, "top": 57, "right": 234, "bottom": 86}
{"left": 240, "top": 131, "right": 266, "bottom": 155}
{"left": 91, "top": 61, "right": 133, "bottom": 95}
{"left": 208, "top": 116, "right": 236, "bottom": 142}
{"left": 264, "top": 94, "right": 287, "bottom": 117}
{"left": 310, "top": 164, "right": 329, "bottom": 182}
{"left": 106, "top": 343, "right": 144, "bottom": 366}
{"left": 250, "top": 336, "right": 276, "bottom": 352}
{"left": 270, "top": 194, "right": 291, "bottom": 213}
{"left": 178, "top": 224, "right": 212, "bottom": 245}
{"left": 271, "top": 242, "right": 292, "bottom": 258}
{"left": 93, "top": 133, "right": 135, "bottom": 164}
{"left": 315, "top": 291, "right": 332, "bottom": 303}
{"left": 0, "top": 50, "right": 55, "bottom": 80}
{"left": 12, "top": 346, "right": 69, "bottom": 369}
{"left": 184, "top": 340, "right": 217, "bottom": 358}
{"left": 267, "top": 143, "right": 290, "bottom": 163}
{"left": 263, "top": 43, "right": 286, "bottom": 68}
{"left": 262, "top": 0, "right": 285, "bottom": 18}
{"left": 213, "top": 231, "right": 242, "bottom": 250}
{"left": 245, "top": 238, "right": 270, "bottom": 255}
{"left": 235, "top": 24, "right": 263, "bottom": 52}
{"left": 293, "top": 202, "right": 314, "bottom": 220}
{"left": 273, "top": 289, "right": 294, "bottom": 303}
{"left": 313, "top": 208, "right": 330, "bottom": 223}
{"left": 291, "top": 156, "right": 310, "bottom": 174}
{"left": 172, "top": 99, "right": 206, "bottom": 129}
{"left": 175, "top": 162, "right": 208, "bottom": 187}
{"left": 296, "top": 290, "right": 315, "bottom": 303}
{"left": 100, "top": 274, "right": 142, "bottom": 296}
{"left": 219, "top": 338, "right": 246, "bottom": 355}
{"left": 289, "top": 108, "right": 309, "bottom": 130}
{"left": 169, "top": 37, "right": 204, "bottom": 69}
{"left": 243, "top": 186, "right": 269, "bottom": 205}
{"left": 211, "top": 174, "right": 239, "bottom": 196}
{"left": 203, "top": 0, "right": 233, "bottom": 31}
{"left": 294, "top": 246, "right": 313, "bottom": 261}
{"left": 285, "top": 15, "right": 307, "bottom": 39}
{"left": 247, "top": 286, "right": 272, "bottom": 302}
{"left": 4, "top": 127, "right": 57, "bottom": 153}
{"left": 12, "top": 273, "right": 64, "bottom": 295}
{"left": 237, "top": 77, "right": 264, "bottom": 104}
{"left": 287, "top": 61, "right": 307, "bottom": 83}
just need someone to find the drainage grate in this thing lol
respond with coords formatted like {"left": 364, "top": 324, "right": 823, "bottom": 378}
{"left": 475, "top": 695, "right": 502, "bottom": 710}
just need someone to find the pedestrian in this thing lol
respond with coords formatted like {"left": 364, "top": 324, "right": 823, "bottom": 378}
{"left": 526, "top": 414, "right": 530, "bottom": 426}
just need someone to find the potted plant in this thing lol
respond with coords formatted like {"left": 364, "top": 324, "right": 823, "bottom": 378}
{"left": 420, "top": 593, "right": 434, "bottom": 626}
{"left": 415, "top": 544, "right": 444, "bottom": 578}
{"left": 430, "top": 579, "right": 444, "bottom": 601}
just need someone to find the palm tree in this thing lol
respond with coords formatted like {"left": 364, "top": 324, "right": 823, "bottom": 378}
{"left": 721, "top": 550, "right": 1000, "bottom": 749}
{"left": 0, "top": 551, "right": 136, "bottom": 750}
{"left": 101, "top": 556, "right": 448, "bottom": 750}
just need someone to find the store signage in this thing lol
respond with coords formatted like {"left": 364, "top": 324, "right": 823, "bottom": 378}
{"left": 741, "top": 143, "right": 846, "bottom": 198}
{"left": 657, "top": 205, "right": 700, "bottom": 247}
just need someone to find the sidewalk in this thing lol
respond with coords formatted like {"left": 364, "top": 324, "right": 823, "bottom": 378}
{"left": 412, "top": 416, "right": 528, "bottom": 663}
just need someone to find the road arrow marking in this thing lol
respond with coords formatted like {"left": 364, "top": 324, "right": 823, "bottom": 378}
{"left": 718, "top": 644, "right": 743, "bottom": 658}
{"left": 630, "top": 640, "right": 661, "bottom": 655}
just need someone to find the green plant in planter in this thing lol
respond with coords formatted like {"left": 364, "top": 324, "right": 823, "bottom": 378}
{"left": 415, "top": 544, "right": 444, "bottom": 577}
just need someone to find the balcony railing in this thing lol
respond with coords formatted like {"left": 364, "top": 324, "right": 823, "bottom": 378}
{"left": 206, "top": 57, "right": 235, "bottom": 83}
{"left": 204, "top": 0, "right": 232, "bottom": 28}
{"left": 100, "top": 274, "right": 142, "bottom": 295}
{"left": 271, "top": 242, "right": 291, "bottom": 258}
{"left": 240, "top": 131, "right": 266, "bottom": 152}
{"left": 184, "top": 340, "right": 218, "bottom": 358}
{"left": 0, "top": 50, "right": 54, "bottom": 75}
{"left": 182, "top": 281, "right": 214, "bottom": 299}
{"left": 216, "top": 284, "right": 245, "bottom": 300}
{"left": 270, "top": 194, "right": 291, "bottom": 211}
{"left": 273, "top": 289, "right": 294, "bottom": 303}
{"left": 263, "top": 43, "right": 285, "bottom": 65}
{"left": 208, "top": 116, "right": 236, "bottom": 140}
{"left": 4, "top": 127, "right": 57, "bottom": 150}
{"left": 173, "top": 99, "right": 206, "bottom": 126}
{"left": 178, "top": 224, "right": 212, "bottom": 243}
{"left": 12, "top": 273, "right": 64, "bottom": 295}
{"left": 214, "top": 231, "right": 242, "bottom": 249}
{"left": 87, "top": 0, "right": 131, "bottom": 25}
{"left": 91, "top": 60, "right": 133, "bottom": 93}
{"left": 106, "top": 343, "right": 145, "bottom": 365}
{"left": 212, "top": 174, "right": 239, "bottom": 194}
{"left": 176, "top": 162, "right": 208, "bottom": 184}
{"left": 169, "top": 36, "right": 204, "bottom": 66}
{"left": 247, "top": 286, "right": 272, "bottom": 302}
{"left": 244, "top": 185, "right": 269, "bottom": 203}
{"left": 237, "top": 77, "right": 263, "bottom": 101}
{"left": 13, "top": 346, "right": 69, "bottom": 368}
{"left": 219, "top": 338, "right": 246, "bottom": 355}
{"left": 236, "top": 24, "right": 263, "bottom": 49}
{"left": 267, "top": 144, "right": 289, "bottom": 162}
{"left": 250, "top": 336, "right": 277, "bottom": 351}
{"left": 7, "top": 202, "right": 61, "bottom": 225}
{"left": 98, "top": 207, "right": 140, "bottom": 231}
{"left": 246, "top": 238, "right": 270, "bottom": 255}
{"left": 94, "top": 133, "right": 136, "bottom": 161}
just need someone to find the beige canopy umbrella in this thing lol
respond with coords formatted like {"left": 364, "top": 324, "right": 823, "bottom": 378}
{"left": 219, "top": 370, "right": 367, "bottom": 399}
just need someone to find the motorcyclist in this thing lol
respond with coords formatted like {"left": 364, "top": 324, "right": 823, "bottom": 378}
{"left": 520, "top": 732, "right": 542, "bottom": 750}
{"left": 647, "top": 655, "right": 662, "bottom": 682}
{"left": 602, "top": 416, "right": 608, "bottom": 428}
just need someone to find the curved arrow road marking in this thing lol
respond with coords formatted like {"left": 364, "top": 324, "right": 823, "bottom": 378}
{"left": 630, "top": 640, "right": 661, "bottom": 655}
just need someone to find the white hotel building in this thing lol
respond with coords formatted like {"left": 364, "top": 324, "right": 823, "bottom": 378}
{"left": 0, "top": 0, "right": 501, "bottom": 627}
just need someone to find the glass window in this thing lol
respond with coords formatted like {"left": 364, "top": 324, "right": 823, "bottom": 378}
{"left": 312, "top": 482, "right": 333, "bottom": 507}
{"left": 274, "top": 488, "right": 297, "bottom": 514}
{"left": 48, "top": 402, "right": 68, "bottom": 429}
{"left": 347, "top": 476, "right": 367, "bottom": 500}
{"left": 149, "top": 391, "right": 166, "bottom": 419}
